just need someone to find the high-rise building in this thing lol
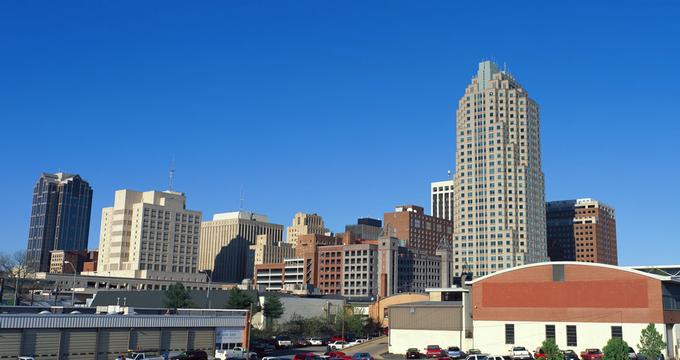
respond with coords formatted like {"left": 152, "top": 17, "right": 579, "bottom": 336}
{"left": 344, "top": 218, "right": 383, "bottom": 241}
{"left": 250, "top": 233, "right": 295, "bottom": 266}
{"left": 383, "top": 205, "right": 452, "bottom": 256}
{"left": 95, "top": 190, "right": 204, "bottom": 282}
{"left": 452, "top": 61, "right": 547, "bottom": 277}
{"left": 546, "top": 198, "right": 617, "bottom": 265}
{"left": 431, "top": 179, "right": 454, "bottom": 221}
{"left": 26, "top": 173, "right": 93, "bottom": 273}
{"left": 199, "top": 212, "right": 283, "bottom": 283}
{"left": 286, "top": 212, "right": 327, "bottom": 247}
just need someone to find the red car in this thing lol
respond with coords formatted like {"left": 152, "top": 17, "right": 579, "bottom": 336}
{"left": 326, "top": 351, "right": 349, "bottom": 360}
{"left": 581, "top": 349, "right": 604, "bottom": 360}
{"left": 425, "top": 345, "right": 443, "bottom": 358}
{"left": 294, "top": 353, "right": 322, "bottom": 360}
{"left": 534, "top": 348, "right": 546, "bottom": 359}
{"left": 331, "top": 336, "right": 347, "bottom": 342}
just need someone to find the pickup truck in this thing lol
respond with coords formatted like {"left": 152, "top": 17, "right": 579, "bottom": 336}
{"left": 214, "top": 347, "right": 258, "bottom": 360}
{"left": 126, "top": 352, "right": 167, "bottom": 360}
{"left": 581, "top": 349, "right": 604, "bottom": 360}
{"left": 425, "top": 345, "right": 443, "bottom": 358}
{"left": 510, "top": 347, "right": 532, "bottom": 360}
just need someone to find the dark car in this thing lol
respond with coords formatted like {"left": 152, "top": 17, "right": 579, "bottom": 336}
{"left": 563, "top": 350, "right": 579, "bottom": 360}
{"left": 169, "top": 350, "right": 208, "bottom": 360}
{"left": 352, "top": 353, "right": 374, "bottom": 360}
{"left": 407, "top": 349, "right": 422, "bottom": 359}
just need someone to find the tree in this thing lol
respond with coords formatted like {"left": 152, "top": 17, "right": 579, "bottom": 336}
{"left": 638, "top": 324, "right": 666, "bottom": 360}
{"left": 0, "top": 250, "right": 32, "bottom": 305}
{"left": 226, "top": 287, "right": 260, "bottom": 311}
{"left": 603, "top": 337, "right": 630, "bottom": 360}
{"left": 164, "top": 283, "right": 194, "bottom": 309}
{"left": 541, "top": 338, "right": 562, "bottom": 360}
{"left": 262, "top": 294, "right": 285, "bottom": 329}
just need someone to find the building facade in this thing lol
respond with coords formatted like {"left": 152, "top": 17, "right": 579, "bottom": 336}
{"left": 452, "top": 61, "right": 548, "bottom": 278}
{"left": 431, "top": 179, "right": 455, "bottom": 221}
{"left": 250, "top": 234, "right": 295, "bottom": 267}
{"left": 199, "top": 212, "right": 283, "bottom": 283}
{"left": 342, "top": 243, "right": 379, "bottom": 298}
{"left": 286, "top": 212, "right": 327, "bottom": 247}
{"left": 345, "top": 218, "right": 383, "bottom": 241}
{"left": 95, "top": 190, "right": 204, "bottom": 282}
{"left": 383, "top": 205, "right": 452, "bottom": 256}
{"left": 49, "top": 250, "right": 93, "bottom": 274}
{"left": 26, "top": 173, "right": 93, "bottom": 273}
{"left": 546, "top": 198, "right": 618, "bottom": 265}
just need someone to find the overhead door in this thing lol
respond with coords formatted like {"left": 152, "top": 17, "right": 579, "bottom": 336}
{"left": 0, "top": 330, "right": 21, "bottom": 359}
{"left": 97, "top": 329, "right": 130, "bottom": 360}
{"left": 188, "top": 328, "right": 214, "bottom": 352}
{"left": 161, "top": 328, "right": 188, "bottom": 353}
{"left": 21, "top": 329, "right": 61, "bottom": 360}
{"left": 61, "top": 329, "right": 98, "bottom": 360}
{"left": 131, "top": 329, "right": 161, "bottom": 352}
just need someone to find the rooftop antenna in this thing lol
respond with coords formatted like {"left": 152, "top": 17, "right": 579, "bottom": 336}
{"left": 169, "top": 157, "right": 176, "bottom": 191}
{"left": 447, "top": 170, "right": 452, "bottom": 180}
{"left": 503, "top": 62, "right": 507, "bottom": 73}
{"left": 239, "top": 186, "right": 245, "bottom": 210}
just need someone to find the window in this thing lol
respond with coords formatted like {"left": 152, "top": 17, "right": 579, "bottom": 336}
{"left": 566, "top": 325, "right": 577, "bottom": 347}
{"left": 611, "top": 326, "right": 623, "bottom": 339}
{"left": 546, "top": 325, "right": 555, "bottom": 340}
{"left": 505, "top": 324, "right": 515, "bottom": 344}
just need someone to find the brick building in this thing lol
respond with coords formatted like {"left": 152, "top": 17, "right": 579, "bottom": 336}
{"left": 383, "top": 205, "right": 453, "bottom": 256}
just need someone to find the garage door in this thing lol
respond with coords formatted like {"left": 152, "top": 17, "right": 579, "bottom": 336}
{"left": 0, "top": 330, "right": 21, "bottom": 359}
{"left": 188, "top": 328, "right": 214, "bottom": 352}
{"left": 61, "top": 329, "right": 97, "bottom": 360}
{"left": 97, "top": 329, "right": 130, "bottom": 360}
{"left": 21, "top": 329, "right": 61, "bottom": 360}
{"left": 131, "top": 329, "right": 161, "bottom": 352}
{"left": 161, "top": 328, "right": 188, "bottom": 353}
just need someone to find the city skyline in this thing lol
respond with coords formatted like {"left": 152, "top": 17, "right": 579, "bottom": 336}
{"left": 2, "top": 1, "right": 679, "bottom": 266}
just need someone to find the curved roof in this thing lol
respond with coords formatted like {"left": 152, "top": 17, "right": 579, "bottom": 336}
{"left": 467, "top": 261, "right": 671, "bottom": 284}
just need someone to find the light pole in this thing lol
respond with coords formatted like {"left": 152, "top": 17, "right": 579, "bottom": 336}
{"left": 64, "top": 261, "right": 77, "bottom": 306}
{"left": 199, "top": 270, "right": 212, "bottom": 309}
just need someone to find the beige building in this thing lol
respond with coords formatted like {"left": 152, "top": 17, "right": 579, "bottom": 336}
{"left": 453, "top": 61, "right": 547, "bottom": 278}
{"left": 199, "top": 212, "right": 283, "bottom": 283}
{"left": 286, "top": 212, "right": 327, "bottom": 247}
{"left": 431, "top": 179, "right": 454, "bottom": 221}
{"left": 251, "top": 233, "right": 295, "bottom": 266}
{"left": 94, "top": 190, "right": 204, "bottom": 282}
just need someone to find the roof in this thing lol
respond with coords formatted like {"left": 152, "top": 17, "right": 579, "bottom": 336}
{"left": 90, "top": 289, "right": 259, "bottom": 308}
{"left": 0, "top": 313, "right": 245, "bottom": 329}
{"left": 467, "top": 261, "right": 673, "bottom": 284}
{"left": 425, "top": 287, "right": 469, "bottom": 293}
{"left": 390, "top": 301, "right": 462, "bottom": 308}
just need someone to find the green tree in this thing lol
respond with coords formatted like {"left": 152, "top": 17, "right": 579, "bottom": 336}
{"left": 638, "top": 324, "right": 666, "bottom": 360}
{"left": 541, "top": 338, "right": 562, "bottom": 360}
{"left": 164, "top": 283, "right": 194, "bottom": 309}
{"left": 225, "top": 287, "right": 260, "bottom": 311}
{"left": 263, "top": 294, "right": 285, "bottom": 329}
{"left": 603, "top": 337, "right": 630, "bottom": 360}
{"left": 335, "top": 307, "right": 365, "bottom": 338}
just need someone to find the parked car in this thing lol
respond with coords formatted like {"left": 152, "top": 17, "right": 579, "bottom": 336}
{"left": 534, "top": 348, "right": 547, "bottom": 359}
{"left": 581, "top": 349, "right": 604, "bottom": 360}
{"left": 169, "top": 350, "right": 208, "bottom": 360}
{"left": 468, "top": 350, "right": 483, "bottom": 355}
{"left": 510, "top": 347, "right": 532, "bottom": 360}
{"left": 563, "top": 350, "right": 579, "bottom": 360}
{"left": 627, "top": 348, "right": 638, "bottom": 360}
{"left": 214, "top": 347, "right": 258, "bottom": 360}
{"left": 275, "top": 335, "right": 293, "bottom": 348}
{"left": 488, "top": 356, "right": 512, "bottom": 360}
{"left": 407, "top": 348, "right": 422, "bottom": 359}
{"left": 464, "top": 355, "right": 488, "bottom": 360}
{"left": 328, "top": 341, "right": 349, "bottom": 350}
{"left": 251, "top": 341, "right": 275, "bottom": 356}
{"left": 352, "top": 353, "right": 374, "bottom": 360}
{"left": 331, "top": 336, "right": 348, "bottom": 342}
{"left": 308, "top": 338, "right": 326, "bottom": 346}
{"left": 447, "top": 347, "right": 467, "bottom": 360}
{"left": 126, "top": 352, "right": 166, "bottom": 360}
{"left": 293, "top": 353, "right": 323, "bottom": 360}
{"left": 426, "top": 346, "right": 444, "bottom": 358}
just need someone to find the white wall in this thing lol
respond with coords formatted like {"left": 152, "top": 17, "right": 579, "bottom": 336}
{"left": 473, "top": 321, "right": 669, "bottom": 357}
{"left": 389, "top": 329, "right": 463, "bottom": 355}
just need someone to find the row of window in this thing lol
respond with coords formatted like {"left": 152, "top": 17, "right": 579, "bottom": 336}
{"left": 505, "top": 324, "right": 623, "bottom": 346}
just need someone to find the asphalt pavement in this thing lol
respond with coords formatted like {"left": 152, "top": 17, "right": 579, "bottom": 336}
{"left": 268, "top": 337, "right": 389, "bottom": 360}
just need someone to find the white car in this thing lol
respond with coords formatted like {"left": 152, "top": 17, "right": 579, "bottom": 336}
{"left": 308, "top": 338, "right": 325, "bottom": 346}
{"left": 328, "top": 341, "right": 348, "bottom": 350}
{"left": 510, "top": 347, "right": 532, "bottom": 360}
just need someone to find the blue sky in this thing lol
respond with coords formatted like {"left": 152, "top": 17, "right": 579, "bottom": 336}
{"left": 1, "top": 1, "right": 678, "bottom": 266}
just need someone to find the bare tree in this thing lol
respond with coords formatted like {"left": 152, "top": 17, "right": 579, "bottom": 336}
{"left": 0, "top": 250, "right": 33, "bottom": 305}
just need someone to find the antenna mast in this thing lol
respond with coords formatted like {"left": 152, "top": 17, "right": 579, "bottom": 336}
{"left": 239, "top": 186, "right": 245, "bottom": 210}
{"left": 169, "top": 157, "right": 175, "bottom": 191}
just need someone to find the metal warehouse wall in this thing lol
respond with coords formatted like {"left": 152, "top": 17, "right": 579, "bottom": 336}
{"left": 390, "top": 306, "right": 462, "bottom": 331}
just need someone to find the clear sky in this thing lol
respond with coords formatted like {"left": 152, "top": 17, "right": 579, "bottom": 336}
{"left": 1, "top": 1, "right": 678, "bottom": 266}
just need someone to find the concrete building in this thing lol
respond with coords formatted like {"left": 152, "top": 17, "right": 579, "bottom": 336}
{"left": 254, "top": 258, "right": 308, "bottom": 292}
{"left": 547, "top": 198, "right": 617, "bottom": 264}
{"left": 470, "top": 262, "right": 679, "bottom": 358}
{"left": 345, "top": 218, "right": 383, "bottom": 241}
{"left": 199, "top": 212, "right": 283, "bottom": 283}
{"left": 368, "top": 292, "right": 429, "bottom": 327}
{"left": 377, "top": 236, "right": 446, "bottom": 297}
{"left": 26, "top": 173, "right": 93, "bottom": 273}
{"left": 49, "top": 250, "right": 95, "bottom": 274}
{"left": 250, "top": 234, "right": 295, "bottom": 267}
{"left": 431, "top": 178, "right": 455, "bottom": 221}
{"left": 286, "top": 212, "right": 327, "bottom": 247}
{"left": 383, "top": 205, "right": 452, "bottom": 256}
{"left": 94, "top": 190, "right": 204, "bottom": 282}
{"left": 0, "top": 307, "right": 248, "bottom": 359}
{"left": 342, "top": 243, "right": 379, "bottom": 298}
{"left": 252, "top": 293, "right": 345, "bottom": 329}
{"left": 452, "top": 61, "right": 548, "bottom": 278}
{"left": 296, "top": 234, "right": 344, "bottom": 288}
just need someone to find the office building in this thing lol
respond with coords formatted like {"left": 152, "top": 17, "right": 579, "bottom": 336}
{"left": 199, "top": 211, "right": 283, "bottom": 283}
{"left": 452, "top": 61, "right": 548, "bottom": 278}
{"left": 345, "top": 218, "right": 383, "bottom": 241}
{"left": 250, "top": 233, "right": 295, "bottom": 266}
{"left": 95, "top": 189, "right": 204, "bottom": 282}
{"left": 286, "top": 212, "right": 327, "bottom": 247}
{"left": 546, "top": 198, "right": 617, "bottom": 265}
{"left": 341, "top": 243, "right": 379, "bottom": 298}
{"left": 431, "top": 179, "right": 455, "bottom": 221}
{"left": 49, "top": 249, "right": 93, "bottom": 274}
{"left": 26, "top": 173, "right": 93, "bottom": 272}
{"left": 383, "top": 205, "right": 452, "bottom": 256}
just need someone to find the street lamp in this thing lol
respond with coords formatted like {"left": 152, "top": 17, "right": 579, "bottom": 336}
{"left": 64, "top": 261, "right": 77, "bottom": 306}
{"left": 199, "top": 270, "right": 212, "bottom": 309}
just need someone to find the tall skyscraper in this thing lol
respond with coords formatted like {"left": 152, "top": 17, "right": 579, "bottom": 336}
{"left": 26, "top": 173, "right": 93, "bottom": 273}
{"left": 431, "top": 179, "right": 455, "bottom": 221}
{"left": 199, "top": 211, "right": 283, "bottom": 283}
{"left": 546, "top": 198, "right": 617, "bottom": 265}
{"left": 286, "top": 212, "right": 327, "bottom": 247}
{"left": 95, "top": 190, "right": 204, "bottom": 282}
{"left": 452, "top": 61, "right": 547, "bottom": 278}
